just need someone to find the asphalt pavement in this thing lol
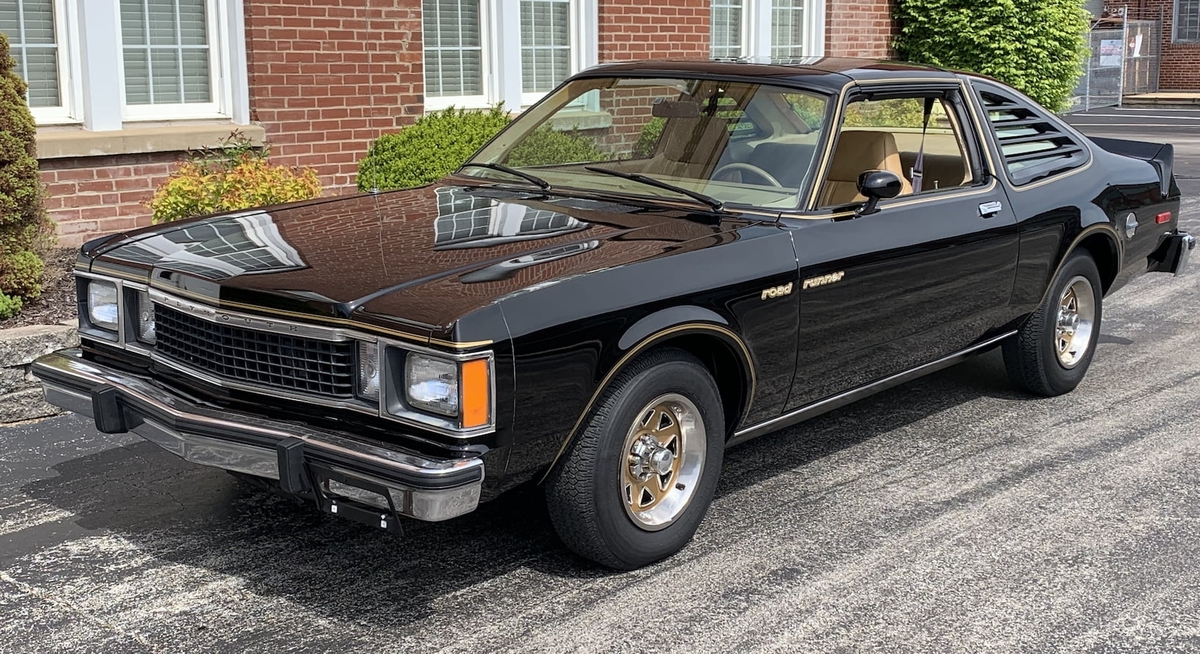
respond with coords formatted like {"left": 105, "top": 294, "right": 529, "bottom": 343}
{"left": 3, "top": 108, "right": 1200, "bottom": 653}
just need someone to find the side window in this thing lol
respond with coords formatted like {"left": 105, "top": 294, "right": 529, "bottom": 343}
{"left": 818, "top": 95, "right": 973, "bottom": 208}
{"left": 976, "top": 86, "right": 1088, "bottom": 186}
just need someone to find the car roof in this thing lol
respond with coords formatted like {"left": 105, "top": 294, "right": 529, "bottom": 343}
{"left": 582, "top": 58, "right": 963, "bottom": 93}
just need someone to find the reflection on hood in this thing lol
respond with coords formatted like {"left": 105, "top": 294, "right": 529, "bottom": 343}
{"left": 108, "top": 211, "right": 306, "bottom": 281}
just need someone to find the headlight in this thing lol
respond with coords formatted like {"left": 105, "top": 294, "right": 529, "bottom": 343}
{"left": 135, "top": 290, "right": 155, "bottom": 344}
{"left": 403, "top": 353, "right": 491, "bottom": 429}
{"left": 405, "top": 354, "right": 459, "bottom": 416}
{"left": 357, "top": 341, "right": 380, "bottom": 401}
{"left": 87, "top": 280, "right": 119, "bottom": 331}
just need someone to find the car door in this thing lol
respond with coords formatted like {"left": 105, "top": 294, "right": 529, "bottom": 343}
{"left": 783, "top": 83, "right": 1021, "bottom": 410}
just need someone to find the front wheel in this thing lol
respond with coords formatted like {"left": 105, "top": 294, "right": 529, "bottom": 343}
{"left": 1003, "top": 251, "right": 1103, "bottom": 396}
{"left": 545, "top": 349, "right": 724, "bottom": 569}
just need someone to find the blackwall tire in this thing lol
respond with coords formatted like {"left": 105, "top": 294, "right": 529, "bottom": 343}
{"left": 1003, "top": 251, "right": 1103, "bottom": 397}
{"left": 545, "top": 348, "right": 725, "bottom": 570}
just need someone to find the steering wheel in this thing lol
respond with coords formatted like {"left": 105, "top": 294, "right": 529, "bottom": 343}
{"left": 712, "top": 163, "right": 784, "bottom": 188}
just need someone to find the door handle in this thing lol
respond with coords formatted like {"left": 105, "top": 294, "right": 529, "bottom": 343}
{"left": 978, "top": 201, "right": 1003, "bottom": 218}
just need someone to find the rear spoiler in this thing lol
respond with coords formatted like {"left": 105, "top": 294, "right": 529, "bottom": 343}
{"left": 1090, "top": 136, "right": 1177, "bottom": 197}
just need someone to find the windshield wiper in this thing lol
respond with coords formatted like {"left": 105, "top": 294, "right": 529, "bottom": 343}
{"left": 459, "top": 163, "right": 551, "bottom": 190}
{"left": 583, "top": 166, "right": 724, "bottom": 212}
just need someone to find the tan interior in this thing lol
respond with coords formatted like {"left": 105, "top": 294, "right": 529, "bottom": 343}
{"left": 819, "top": 130, "right": 913, "bottom": 207}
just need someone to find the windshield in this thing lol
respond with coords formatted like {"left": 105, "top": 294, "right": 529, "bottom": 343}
{"left": 465, "top": 76, "right": 832, "bottom": 209}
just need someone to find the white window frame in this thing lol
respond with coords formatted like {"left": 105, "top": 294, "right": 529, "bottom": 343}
{"left": 3, "top": 0, "right": 82, "bottom": 125}
{"left": 423, "top": 0, "right": 597, "bottom": 112}
{"left": 12, "top": 0, "right": 248, "bottom": 130}
{"left": 712, "top": 0, "right": 826, "bottom": 61}
{"left": 118, "top": 0, "right": 235, "bottom": 121}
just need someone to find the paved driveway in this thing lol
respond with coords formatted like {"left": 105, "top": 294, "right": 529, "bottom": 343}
{"left": 3, "top": 109, "right": 1200, "bottom": 653}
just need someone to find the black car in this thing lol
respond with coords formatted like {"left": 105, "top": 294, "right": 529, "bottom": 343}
{"left": 33, "top": 59, "right": 1194, "bottom": 569}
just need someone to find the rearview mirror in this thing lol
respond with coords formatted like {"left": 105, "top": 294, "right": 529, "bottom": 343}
{"left": 652, "top": 99, "right": 701, "bottom": 119}
{"left": 855, "top": 170, "right": 903, "bottom": 216}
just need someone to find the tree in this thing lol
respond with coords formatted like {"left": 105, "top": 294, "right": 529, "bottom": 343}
{"left": 0, "top": 33, "right": 51, "bottom": 318}
{"left": 894, "top": 0, "right": 1090, "bottom": 111}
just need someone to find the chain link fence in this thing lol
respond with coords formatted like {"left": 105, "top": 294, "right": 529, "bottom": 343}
{"left": 1069, "top": 13, "right": 1161, "bottom": 112}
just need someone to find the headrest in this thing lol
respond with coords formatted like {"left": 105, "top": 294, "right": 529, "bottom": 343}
{"left": 828, "top": 130, "right": 902, "bottom": 181}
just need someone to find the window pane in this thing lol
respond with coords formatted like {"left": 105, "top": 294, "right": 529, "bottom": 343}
{"left": 1178, "top": 0, "right": 1200, "bottom": 41}
{"left": 0, "top": 0, "right": 62, "bottom": 108}
{"left": 771, "top": 0, "right": 805, "bottom": 59}
{"left": 121, "top": 0, "right": 211, "bottom": 105}
{"left": 711, "top": 0, "right": 743, "bottom": 59}
{"left": 520, "top": 0, "right": 571, "bottom": 93}
{"left": 422, "top": 0, "right": 484, "bottom": 98}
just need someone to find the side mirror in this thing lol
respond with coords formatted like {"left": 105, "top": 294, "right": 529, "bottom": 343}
{"left": 855, "top": 170, "right": 903, "bottom": 216}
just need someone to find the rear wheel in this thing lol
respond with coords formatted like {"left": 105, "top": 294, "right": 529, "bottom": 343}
{"left": 1003, "top": 251, "right": 1103, "bottom": 396}
{"left": 545, "top": 348, "right": 724, "bottom": 569}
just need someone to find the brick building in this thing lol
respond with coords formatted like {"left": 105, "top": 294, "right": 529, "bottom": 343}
{"left": 1104, "top": 0, "right": 1200, "bottom": 90}
{"left": 1, "top": 0, "right": 895, "bottom": 247}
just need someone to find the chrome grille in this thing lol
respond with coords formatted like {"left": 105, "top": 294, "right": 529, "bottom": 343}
{"left": 153, "top": 304, "right": 355, "bottom": 397}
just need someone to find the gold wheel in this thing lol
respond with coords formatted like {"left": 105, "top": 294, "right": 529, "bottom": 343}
{"left": 619, "top": 393, "right": 706, "bottom": 531}
{"left": 1055, "top": 275, "right": 1096, "bottom": 369}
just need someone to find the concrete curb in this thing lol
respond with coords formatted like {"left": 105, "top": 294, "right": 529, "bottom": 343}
{"left": 0, "top": 322, "right": 78, "bottom": 424}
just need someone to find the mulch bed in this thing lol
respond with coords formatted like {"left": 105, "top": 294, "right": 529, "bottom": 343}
{"left": 0, "top": 248, "right": 78, "bottom": 330}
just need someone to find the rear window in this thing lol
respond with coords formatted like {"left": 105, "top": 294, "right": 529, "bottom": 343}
{"left": 974, "top": 84, "right": 1088, "bottom": 186}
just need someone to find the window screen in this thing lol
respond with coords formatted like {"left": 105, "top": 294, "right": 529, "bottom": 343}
{"left": 422, "top": 0, "right": 484, "bottom": 97}
{"left": 711, "top": 0, "right": 743, "bottom": 59}
{"left": 120, "top": 0, "right": 212, "bottom": 105}
{"left": 1176, "top": 0, "right": 1200, "bottom": 42}
{"left": 0, "top": 0, "right": 61, "bottom": 107}
{"left": 771, "top": 0, "right": 806, "bottom": 59}
{"left": 979, "top": 88, "right": 1088, "bottom": 186}
{"left": 520, "top": 0, "right": 572, "bottom": 94}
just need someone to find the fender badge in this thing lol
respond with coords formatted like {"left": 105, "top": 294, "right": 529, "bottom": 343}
{"left": 802, "top": 271, "right": 845, "bottom": 290}
{"left": 761, "top": 282, "right": 794, "bottom": 300}
{"left": 1125, "top": 212, "right": 1139, "bottom": 239}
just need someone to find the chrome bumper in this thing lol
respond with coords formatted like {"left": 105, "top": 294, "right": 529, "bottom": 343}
{"left": 1175, "top": 232, "right": 1196, "bottom": 276}
{"left": 31, "top": 349, "right": 484, "bottom": 524}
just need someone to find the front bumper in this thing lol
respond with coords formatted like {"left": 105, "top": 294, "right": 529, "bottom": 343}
{"left": 32, "top": 349, "right": 484, "bottom": 525}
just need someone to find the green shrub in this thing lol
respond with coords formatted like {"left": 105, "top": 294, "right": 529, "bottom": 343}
{"left": 506, "top": 125, "right": 608, "bottom": 167}
{"left": 0, "top": 33, "right": 50, "bottom": 309}
{"left": 148, "top": 133, "right": 323, "bottom": 224}
{"left": 358, "top": 106, "right": 512, "bottom": 191}
{"left": 0, "top": 291, "right": 20, "bottom": 320}
{"left": 894, "top": 0, "right": 1089, "bottom": 111}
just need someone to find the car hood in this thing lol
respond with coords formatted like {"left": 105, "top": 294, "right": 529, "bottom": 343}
{"left": 89, "top": 183, "right": 751, "bottom": 334}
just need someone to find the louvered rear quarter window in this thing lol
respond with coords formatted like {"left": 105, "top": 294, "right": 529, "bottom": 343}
{"left": 978, "top": 88, "right": 1088, "bottom": 186}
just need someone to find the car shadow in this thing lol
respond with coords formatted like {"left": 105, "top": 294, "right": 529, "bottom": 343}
{"left": 19, "top": 348, "right": 1024, "bottom": 630}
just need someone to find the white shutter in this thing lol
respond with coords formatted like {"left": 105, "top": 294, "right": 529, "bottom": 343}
{"left": 0, "top": 0, "right": 61, "bottom": 107}
{"left": 520, "top": 0, "right": 571, "bottom": 94}
{"left": 422, "top": 0, "right": 485, "bottom": 98}
{"left": 121, "top": 0, "right": 212, "bottom": 106}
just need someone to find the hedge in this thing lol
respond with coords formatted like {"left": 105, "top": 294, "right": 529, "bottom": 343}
{"left": 894, "top": 0, "right": 1090, "bottom": 111}
{"left": 357, "top": 106, "right": 607, "bottom": 192}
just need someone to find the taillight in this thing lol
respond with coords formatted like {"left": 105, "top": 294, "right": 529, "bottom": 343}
{"left": 1156, "top": 212, "right": 1172, "bottom": 224}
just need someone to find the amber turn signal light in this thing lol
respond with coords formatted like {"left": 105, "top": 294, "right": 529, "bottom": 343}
{"left": 1156, "top": 212, "right": 1172, "bottom": 224}
{"left": 460, "top": 359, "right": 490, "bottom": 429}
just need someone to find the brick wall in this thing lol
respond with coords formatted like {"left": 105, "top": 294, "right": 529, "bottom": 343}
{"left": 597, "top": 0, "right": 710, "bottom": 61}
{"left": 826, "top": 0, "right": 895, "bottom": 58}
